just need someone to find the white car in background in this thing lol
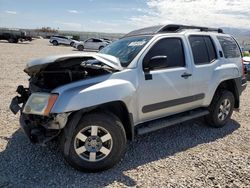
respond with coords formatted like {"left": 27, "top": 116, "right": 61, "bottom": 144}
{"left": 243, "top": 56, "right": 250, "bottom": 80}
{"left": 49, "top": 35, "right": 78, "bottom": 46}
{"left": 73, "top": 38, "right": 111, "bottom": 51}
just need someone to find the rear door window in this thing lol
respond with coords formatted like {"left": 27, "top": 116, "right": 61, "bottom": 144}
{"left": 93, "top": 39, "right": 102, "bottom": 42}
{"left": 217, "top": 36, "right": 241, "bottom": 58}
{"left": 189, "top": 35, "right": 217, "bottom": 65}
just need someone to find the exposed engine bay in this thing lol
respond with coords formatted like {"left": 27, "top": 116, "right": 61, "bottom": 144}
{"left": 26, "top": 57, "right": 113, "bottom": 92}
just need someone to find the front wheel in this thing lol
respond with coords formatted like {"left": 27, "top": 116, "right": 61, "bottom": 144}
{"left": 52, "top": 40, "right": 58, "bottom": 46}
{"left": 8, "top": 38, "right": 15, "bottom": 43}
{"left": 61, "top": 112, "right": 127, "bottom": 172}
{"left": 205, "top": 90, "right": 235, "bottom": 128}
{"left": 77, "top": 45, "right": 84, "bottom": 51}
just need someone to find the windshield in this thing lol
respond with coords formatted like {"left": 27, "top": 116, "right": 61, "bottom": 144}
{"left": 99, "top": 36, "right": 152, "bottom": 67}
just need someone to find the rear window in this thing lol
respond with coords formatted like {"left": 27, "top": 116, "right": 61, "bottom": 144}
{"left": 217, "top": 36, "right": 241, "bottom": 58}
{"left": 189, "top": 35, "right": 217, "bottom": 65}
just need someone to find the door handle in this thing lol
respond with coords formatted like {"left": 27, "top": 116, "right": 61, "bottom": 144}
{"left": 181, "top": 72, "right": 192, "bottom": 78}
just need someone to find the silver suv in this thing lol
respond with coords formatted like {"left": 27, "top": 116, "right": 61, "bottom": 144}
{"left": 10, "top": 24, "right": 247, "bottom": 172}
{"left": 49, "top": 35, "right": 78, "bottom": 46}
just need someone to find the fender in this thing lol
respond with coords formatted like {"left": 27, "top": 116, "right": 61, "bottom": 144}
{"left": 50, "top": 71, "right": 137, "bottom": 114}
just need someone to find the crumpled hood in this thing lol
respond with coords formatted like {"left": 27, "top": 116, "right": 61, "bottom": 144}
{"left": 24, "top": 53, "right": 123, "bottom": 74}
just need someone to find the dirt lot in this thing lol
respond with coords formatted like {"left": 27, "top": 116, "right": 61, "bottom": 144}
{"left": 0, "top": 39, "right": 249, "bottom": 187}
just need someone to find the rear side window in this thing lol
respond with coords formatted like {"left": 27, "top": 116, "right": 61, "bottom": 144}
{"left": 217, "top": 36, "right": 241, "bottom": 58}
{"left": 93, "top": 39, "right": 102, "bottom": 42}
{"left": 189, "top": 36, "right": 217, "bottom": 65}
{"left": 143, "top": 38, "right": 185, "bottom": 69}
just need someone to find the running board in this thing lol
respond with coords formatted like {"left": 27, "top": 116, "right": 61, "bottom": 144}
{"left": 136, "top": 109, "right": 209, "bottom": 135}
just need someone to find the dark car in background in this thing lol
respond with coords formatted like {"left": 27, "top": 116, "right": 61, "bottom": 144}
{"left": 0, "top": 28, "right": 32, "bottom": 43}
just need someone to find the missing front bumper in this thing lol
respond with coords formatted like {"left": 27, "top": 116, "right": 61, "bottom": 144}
{"left": 19, "top": 114, "right": 60, "bottom": 145}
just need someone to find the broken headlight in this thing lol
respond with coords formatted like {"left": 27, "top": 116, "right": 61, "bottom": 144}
{"left": 23, "top": 93, "right": 58, "bottom": 116}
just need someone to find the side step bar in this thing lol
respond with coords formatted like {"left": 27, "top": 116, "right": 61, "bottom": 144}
{"left": 136, "top": 109, "right": 209, "bottom": 135}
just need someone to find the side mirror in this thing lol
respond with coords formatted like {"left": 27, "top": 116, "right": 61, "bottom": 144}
{"left": 145, "top": 55, "right": 168, "bottom": 71}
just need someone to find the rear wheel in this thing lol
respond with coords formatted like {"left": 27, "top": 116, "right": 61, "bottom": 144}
{"left": 70, "top": 42, "right": 74, "bottom": 46}
{"left": 99, "top": 46, "right": 104, "bottom": 51}
{"left": 206, "top": 90, "right": 235, "bottom": 128}
{"left": 61, "top": 112, "right": 126, "bottom": 172}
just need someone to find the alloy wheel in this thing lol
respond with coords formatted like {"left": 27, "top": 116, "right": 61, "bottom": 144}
{"left": 74, "top": 126, "right": 113, "bottom": 162}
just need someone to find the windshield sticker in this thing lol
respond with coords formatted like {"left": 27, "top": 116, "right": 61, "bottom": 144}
{"left": 128, "top": 40, "right": 146, "bottom": 47}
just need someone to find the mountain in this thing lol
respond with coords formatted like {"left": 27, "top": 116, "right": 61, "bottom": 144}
{"left": 222, "top": 27, "right": 250, "bottom": 50}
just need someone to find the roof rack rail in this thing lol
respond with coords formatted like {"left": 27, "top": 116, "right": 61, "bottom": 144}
{"left": 158, "top": 24, "right": 223, "bottom": 33}
{"left": 123, "top": 24, "right": 223, "bottom": 38}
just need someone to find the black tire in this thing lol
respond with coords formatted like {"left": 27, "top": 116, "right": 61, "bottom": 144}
{"left": 52, "top": 40, "right": 58, "bottom": 46}
{"left": 61, "top": 112, "right": 127, "bottom": 172}
{"left": 70, "top": 42, "right": 74, "bottom": 47}
{"left": 8, "top": 38, "right": 15, "bottom": 43}
{"left": 99, "top": 46, "right": 104, "bottom": 51}
{"left": 77, "top": 45, "right": 84, "bottom": 51}
{"left": 205, "top": 90, "right": 235, "bottom": 128}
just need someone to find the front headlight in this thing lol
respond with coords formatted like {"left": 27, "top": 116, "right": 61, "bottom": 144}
{"left": 23, "top": 93, "right": 58, "bottom": 116}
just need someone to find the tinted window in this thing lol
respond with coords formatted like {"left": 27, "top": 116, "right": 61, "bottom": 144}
{"left": 204, "top": 37, "right": 217, "bottom": 61}
{"left": 143, "top": 38, "right": 185, "bottom": 69}
{"left": 93, "top": 39, "right": 102, "bottom": 42}
{"left": 217, "top": 36, "right": 241, "bottom": 58}
{"left": 189, "top": 36, "right": 217, "bottom": 65}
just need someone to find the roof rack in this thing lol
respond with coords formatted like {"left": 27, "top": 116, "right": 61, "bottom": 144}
{"left": 159, "top": 24, "right": 223, "bottom": 33}
{"left": 123, "top": 24, "right": 223, "bottom": 38}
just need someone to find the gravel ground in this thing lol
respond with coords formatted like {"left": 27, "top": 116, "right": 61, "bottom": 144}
{"left": 0, "top": 39, "right": 249, "bottom": 188}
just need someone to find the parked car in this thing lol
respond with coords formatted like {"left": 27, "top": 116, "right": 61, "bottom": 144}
{"left": 73, "top": 38, "right": 110, "bottom": 51}
{"left": 49, "top": 35, "right": 78, "bottom": 46}
{"left": 243, "top": 56, "right": 250, "bottom": 80}
{"left": 0, "top": 28, "right": 32, "bottom": 43}
{"left": 10, "top": 24, "right": 247, "bottom": 172}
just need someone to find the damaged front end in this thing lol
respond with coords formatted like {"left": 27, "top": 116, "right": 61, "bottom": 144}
{"left": 10, "top": 53, "right": 122, "bottom": 145}
{"left": 10, "top": 86, "right": 69, "bottom": 144}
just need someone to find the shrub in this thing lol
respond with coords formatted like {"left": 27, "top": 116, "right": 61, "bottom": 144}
{"left": 72, "top": 35, "right": 80, "bottom": 41}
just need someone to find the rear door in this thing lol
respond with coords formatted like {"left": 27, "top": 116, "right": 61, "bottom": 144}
{"left": 92, "top": 39, "right": 103, "bottom": 50}
{"left": 187, "top": 35, "right": 219, "bottom": 106}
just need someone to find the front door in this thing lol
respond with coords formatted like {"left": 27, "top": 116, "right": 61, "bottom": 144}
{"left": 84, "top": 38, "right": 94, "bottom": 49}
{"left": 137, "top": 37, "right": 193, "bottom": 123}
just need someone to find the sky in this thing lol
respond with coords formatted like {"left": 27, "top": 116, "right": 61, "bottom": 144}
{"left": 0, "top": 0, "right": 250, "bottom": 33}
